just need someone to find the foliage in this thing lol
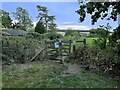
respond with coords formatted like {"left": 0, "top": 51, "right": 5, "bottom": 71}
{"left": 90, "top": 23, "right": 112, "bottom": 49}
{"left": 0, "top": 9, "right": 12, "bottom": 28}
{"left": 92, "top": 28, "right": 110, "bottom": 49}
{"left": 111, "top": 25, "right": 120, "bottom": 43}
{"left": 26, "top": 32, "right": 43, "bottom": 40}
{"left": 33, "top": 31, "right": 63, "bottom": 40}
{"left": 74, "top": 45, "right": 120, "bottom": 77}
{"left": 86, "top": 37, "right": 97, "bottom": 45}
{"left": 2, "top": 36, "right": 43, "bottom": 65}
{"left": 46, "top": 31, "right": 60, "bottom": 40}
{"left": 35, "top": 21, "right": 46, "bottom": 34}
{"left": 76, "top": 2, "right": 120, "bottom": 25}
{"left": 65, "top": 30, "right": 80, "bottom": 38}
{"left": 13, "top": 7, "right": 33, "bottom": 30}
{"left": 76, "top": 1, "right": 120, "bottom": 58}
{"left": 37, "top": 5, "right": 56, "bottom": 31}
{"left": 48, "top": 22, "right": 57, "bottom": 31}
{"left": 76, "top": 1, "right": 120, "bottom": 48}
{"left": 27, "top": 27, "right": 35, "bottom": 32}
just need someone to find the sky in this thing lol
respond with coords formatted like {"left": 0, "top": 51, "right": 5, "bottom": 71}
{"left": 1, "top": 2, "right": 119, "bottom": 30}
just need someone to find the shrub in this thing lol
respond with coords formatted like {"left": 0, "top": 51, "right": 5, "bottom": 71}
{"left": 26, "top": 32, "right": 42, "bottom": 40}
{"left": 42, "top": 31, "right": 62, "bottom": 40}
{"left": 73, "top": 45, "right": 120, "bottom": 77}
{"left": 2, "top": 36, "right": 44, "bottom": 65}
{"left": 47, "top": 31, "right": 58, "bottom": 39}
{"left": 27, "top": 28, "right": 35, "bottom": 32}
{"left": 65, "top": 30, "right": 80, "bottom": 38}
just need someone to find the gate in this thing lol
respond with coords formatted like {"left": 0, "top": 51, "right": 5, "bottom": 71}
{"left": 30, "top": 38, "right": 86, "bottom": 63}
{"left": 45, "top": 39, "right": 72, "bottom": 63}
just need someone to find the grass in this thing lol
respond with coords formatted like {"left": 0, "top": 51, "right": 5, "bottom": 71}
{"left": 75, "top": 37, "right": 97, "bottom": 49}
{"left": 86, "top": 37, "right": 97, "bottom": 44}
{"left": 2, "top": 61, "right": 120, "bottom": 88}
{"left": 63, "top": 37, "right": 97, "bottom": 49}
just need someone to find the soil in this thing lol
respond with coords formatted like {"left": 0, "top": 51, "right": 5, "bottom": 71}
{"left": 65, "top": 63, "right": 80, "bottom": 74}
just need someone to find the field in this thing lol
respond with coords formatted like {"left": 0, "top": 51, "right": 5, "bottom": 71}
{"left": 2, "top": 61, "right": 119, "bottom": 88}
{"left": 86, "top": 37, "right": 98, "bottom": 44}
{"left": 75, "top": 37, "right": 97, "bottom": 48}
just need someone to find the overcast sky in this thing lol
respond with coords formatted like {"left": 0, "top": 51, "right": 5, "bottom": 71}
{"left": 1, "top": 2, "right": 118, "bottom": 30}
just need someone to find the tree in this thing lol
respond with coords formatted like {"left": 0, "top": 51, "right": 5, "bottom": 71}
{"left": 65, "top": 30, "right": 80, "bottom": 37}
{"left": 35, "top": 21, "right": 46, "bottom": 34}
{"left": 0, "top": 9, "right": 12, "bottom": 29}
{"left": 76, "top": 1, "right": 120, "bottom": 48}
{"left": 48, "top": 22, "right": 57, "bottom": 31}
{"left": 36, "top": 5, "right": 56, "bottom": 31}
{"left": 65, "top": 30, "right": 74, "bottom": 36}
{"left": 76, "top": 1, "right": 120, "bottom": 25}
{"left": 90, "top": 23, "right": 112, "bottom": 49}
{"left": 11, "top": 22, "right": 21, "bottom": 29}
{"left": 13, "top": 7, "right": 33, "bottom": 30}
{"left": 111, "top": 25, "right": 120, "bottom": 43}
{"left": 92, "top": 27, "right": 110, "bottom": 49}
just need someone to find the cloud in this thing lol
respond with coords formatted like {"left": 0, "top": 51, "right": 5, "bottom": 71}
{"left": 63, "top": 22, "right": 75, "bottom": 24}
{"left": 57, "top": 25, "right": 91, "bottom": 30}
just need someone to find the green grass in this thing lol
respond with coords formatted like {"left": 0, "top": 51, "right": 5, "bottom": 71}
{"left": 86, "top": 37, "right": 97, "bottom": 44}
{"left": 2, "top": 61, "right": 120, "bottom": 88}
{"left": 63, "top": 37, "right": 97, "bottom": 49}
{"left": 75, "top": 37, "right": 97, "bottom": 48}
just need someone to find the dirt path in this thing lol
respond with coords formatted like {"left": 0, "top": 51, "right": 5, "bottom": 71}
{"left": 64, "top": 63, "right": 80, "bottom": 74}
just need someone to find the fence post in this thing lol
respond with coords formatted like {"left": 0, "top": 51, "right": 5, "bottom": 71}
{"left": 73, "top": 40, "right": 76, "bottom": 53}
{"left": 69, "top": 40, "right": 72, "bottom": 54}
{"left": 83, "top": 38, "right": 86, "bottom": 46}
{"left": 45, "top": 40, "right": 47, "bottom": 60}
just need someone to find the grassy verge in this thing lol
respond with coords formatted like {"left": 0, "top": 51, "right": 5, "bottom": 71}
{"left": 2, "top": 61, "right": 119, "bottom": 88}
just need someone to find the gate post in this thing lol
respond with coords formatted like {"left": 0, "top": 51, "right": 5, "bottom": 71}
{"left": 69, "top": 40, "right": 72, "bottom": 54}
{"left": 45, "top": 40, "right": 47, "bottom": 60}
{"left": 73, "top": 40, "right": 76, "bottom": 53}
{"left": 83, "top": 38, "right": 86, "bottom": 46}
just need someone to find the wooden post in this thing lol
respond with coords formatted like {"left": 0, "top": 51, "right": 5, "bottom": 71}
{"left": 45, "top": 40, "right": 47, "bottom": 60}
{"left": 60, "top": 43, "right": 62, "bottom": 64}
{"left": 69, "top": 40, "right": 72, "bottom": 54}
{"left": 83, "top": 38, "right": 86, "bottom": 46}
{"left": 73, "top": 40, "right": 76, "bottom": 53}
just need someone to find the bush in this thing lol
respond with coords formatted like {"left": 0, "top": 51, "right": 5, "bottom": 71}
{"left": 41, "top": 31, "right": 62, "bottom": 40}
{"left": 27, "top": 28, "right": 35, "bottom": 32}
{"left": 73, "top": 45, "right": 120, "bottom": 77}
{"left": 65, "top": 30, "right": 80, "bottom": 38}
{"left": 26, "top": 32, "right": 42, "bottom": 40}
{"left": 2, "top": 36, "right": 44, "bottom": 65}
{"left": 47, "top": 31, "right": 58, "bottom": 39}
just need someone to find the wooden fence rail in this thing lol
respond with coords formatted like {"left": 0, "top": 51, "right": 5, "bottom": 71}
{"left": 29, "top": 38, "right": 86, "bottom": 62}
{"left": 30, "top": 47, "right": 46, "bottom": 62}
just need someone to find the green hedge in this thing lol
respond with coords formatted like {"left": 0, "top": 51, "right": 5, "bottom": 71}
{"left": 69, "top": 45, "right": 120, "bottom": 77}
{"left": 26, "top": 32, "right": 43, "bottom": 40}
{"left": 2, "top": 36, "right": 43, "bottom": 65}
